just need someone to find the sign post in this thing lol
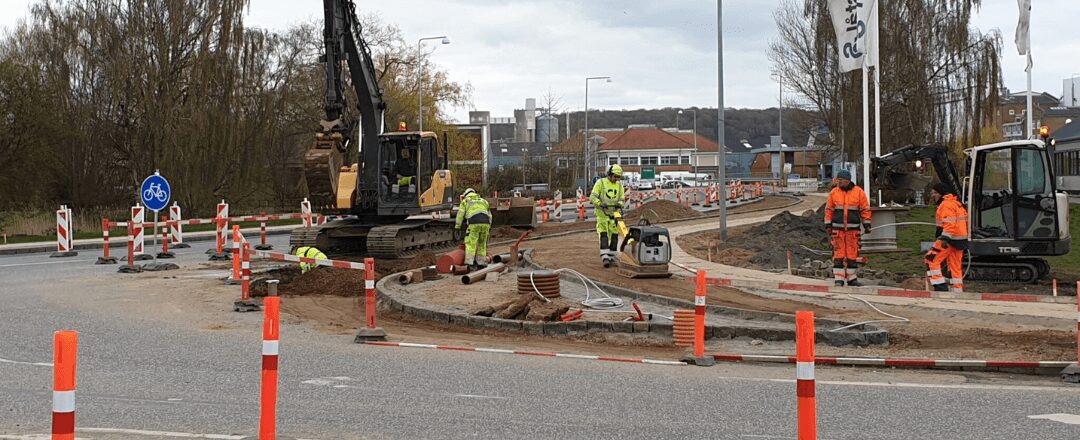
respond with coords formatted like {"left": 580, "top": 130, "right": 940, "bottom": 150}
{"left": 140, "top": 171, "right": 171, "bottom": 248}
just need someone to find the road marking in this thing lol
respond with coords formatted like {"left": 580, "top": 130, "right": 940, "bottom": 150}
{"left": 80, "top": 428, "right": 246, "bottom": 439}
{"left": 0, "top": 357, "right": 52, "bottom": 367}
{"left": 1028, "top": 414, "right": 1080, "bottom": 425}
{"left": 0, "top": 258, "right": 97, "bottom": 268}
{"left": 301, "top": 378, "right": 335, "bottom": 386}
{"left": 455, "top": 393, "right": 508, "bottom": 400}
{"left": 759, "top": 378, "right": 1075, "bottom": 393}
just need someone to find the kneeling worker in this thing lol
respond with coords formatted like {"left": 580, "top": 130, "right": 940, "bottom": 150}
{"left": 824, "top": 170, "right": 871, "bottom": 286}
{"left": 455, "top": 188, "right": 492, "bottom": 271}
{"left": 926, "top": 182, "right": 968, "bottom": 292}
{"left": 293, "top": 246, "right": 327, "bottom": 274}
{"left": 590, "top": 164, "right": 626, "bottom": 265}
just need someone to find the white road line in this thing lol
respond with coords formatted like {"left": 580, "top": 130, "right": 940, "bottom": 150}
{"left": 455, "top": 394, "right": 508, "bottom": 400}
{"left": 0, "top": 357, "right": 52, "bottom": 367}
{"left": 759, "top": 377, "right": 1075, "bottom": 393}
{"left": 80, "top": 428, "right": 246, "bottom": 439}
{"left": 0, "top": 258, "right": 97, "bottom": 268}
{"left": 1028, "top": 413, "right": 1080, "bottom": 425}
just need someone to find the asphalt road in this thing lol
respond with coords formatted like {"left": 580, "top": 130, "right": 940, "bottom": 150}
{"left": 1, "top": 235, "right": 1078, "bottom": 439}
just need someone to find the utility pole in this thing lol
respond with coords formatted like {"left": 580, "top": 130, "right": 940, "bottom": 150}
{"left": 717, "top": 0, "right": 727, "bottom": 241}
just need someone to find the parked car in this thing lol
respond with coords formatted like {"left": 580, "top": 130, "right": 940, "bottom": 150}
{"left": 660, "top": 180, "right": 690, "bottom": 189}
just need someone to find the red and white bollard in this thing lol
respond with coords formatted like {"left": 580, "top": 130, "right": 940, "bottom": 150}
{"left": 578, "top": 197, "right": 586, "bottom": 221}
{"left": 229, "top": 225, "right": 242, "bottom": 285}
{"left": 796, "top": 311, "right": 817, "bottom": 439}
{"left": 255, "top": 212, "right": 273, "bottom": 250}
{"left": 259, "top": 296, "right": 280, "bottom": 438}
{"left": 301, "top": 198, "right": 313, "bottom": 228}
{"left": 354, "top": 257, "right": 387, "bottom": 341}
{"left": 234, "top": 241, "right": 260, "bottom": 312}
{"left": 118, "top": 220, "right": 143, "bottom": 273}
{"left": 52, "top": 330, "right": 78, "bottom": 440}
{"left": 209, "top": 217, "right": 230, "bottom": 261}
{"left": 96, "top": 218, "right": 117, "bottom": 264}
{"left": 553, "top": 198, "right": 563, "bottom": 221}
{"left": 539, "top": 199, "right": 548, "bottom": 223}
{"left": 52, "top": 205, "right": 77, "bottom": 257}
{"left": 157, "top": 221, "right": 176, "bottom": 258}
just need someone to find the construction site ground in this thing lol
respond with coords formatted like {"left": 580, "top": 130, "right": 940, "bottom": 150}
{"left": 161, "top": 193, "right": 1078, "bottom": 366}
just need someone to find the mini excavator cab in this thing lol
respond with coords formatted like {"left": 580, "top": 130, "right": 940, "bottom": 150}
{"left": 375, "top": 131, "right": 454, "bottom": 216}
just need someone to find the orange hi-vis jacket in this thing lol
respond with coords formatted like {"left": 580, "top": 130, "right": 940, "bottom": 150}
{"left": 936, "top": 194, "right": 969, "bottom": 243}
{"left": 824, "top": 184, "right": 871, "bottom": 231}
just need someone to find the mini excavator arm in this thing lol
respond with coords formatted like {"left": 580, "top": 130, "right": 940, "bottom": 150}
{"left": 871, "top": 144, "right": 964, "bottom": 199}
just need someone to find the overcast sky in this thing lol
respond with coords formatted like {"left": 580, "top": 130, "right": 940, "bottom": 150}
{"left": 2, "top": 0, "right": 1079, "bottom": 123}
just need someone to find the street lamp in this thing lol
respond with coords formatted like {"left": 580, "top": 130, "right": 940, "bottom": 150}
{"left": 417, "top": 35, "right": 450, "bottom": 132}
{"left": 680, "top": 109, "right": 698, "bottom": 176}
{"left": 584, "top": 76, "right": 612, "bottom": 182}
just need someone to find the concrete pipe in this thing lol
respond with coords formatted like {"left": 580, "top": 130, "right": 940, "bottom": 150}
{"left": 461, "top": 263, "right": 506, "bottom": 285}
{"left": 450, "top": 265, "right": 471, "bottom": 275}
{"left": 492, "top": 250, "right": 525, "bottom": 264}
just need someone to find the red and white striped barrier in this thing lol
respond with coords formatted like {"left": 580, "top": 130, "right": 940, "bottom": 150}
{"left": 52, "top": 330, "right": 78, "bottom": 440}
{"left": 301, "top": 197, "right": 313, "bottom": 228}
{"left": 216, "top": 200, "right": 230, "bottom": 251}
{"left": 131, "top": 204, "right": 145, "bottom": 256}
{"left": 796, "top": 311, "right": 816, "bottom": 440}
{"left": 96, "top": 218, "right": 117, "bottom": 264}
{"left": 361, "top": 341, "right": 687, "bottom": 366}
{"left": 711, "top": 353, "right": 1073, "bottom": 369}
{"left": 251, "top": 249, "right": 366, "bottom": 270}
{"left": 259, "top": 296, "right": 280, "bottom": 438}
{"left": 671, "top": 262, "right": 1078, "bottom": 305}
{"left": 168, "top": 202, "right": 189, "bottom": 248}
{"left": 52, "top": 205, "right": 77, "bottom": 257}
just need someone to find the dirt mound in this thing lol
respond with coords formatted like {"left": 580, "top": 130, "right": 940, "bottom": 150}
{"left": 679, "top": 205, "right": 829, "bottom": 270}
{"left": 406, "top": 251, "right": 437, "bottom": 269}
{"left": 625, "top": 200, "right": 703, "bottom": 223}
{"left": 252, "top": 266, "right": 365, "bottom": 297}
{"left": 490, "top": 226, "right": 528, "bottom": 240}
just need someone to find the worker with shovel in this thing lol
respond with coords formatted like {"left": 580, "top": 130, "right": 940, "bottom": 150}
{"left": 926, "top": 182, "right": 968, "bottom": 292}
{"left": 456, "top": 188, "right": 492, "bottom": 271}
{"left": 824, "top": 169, "right": 872, "bottom": 286}
{"left": 591, "top": 164, "right": 626, "bottom": 266}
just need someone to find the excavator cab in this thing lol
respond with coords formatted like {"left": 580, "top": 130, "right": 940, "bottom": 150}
{"left": 377, "top": 131, "right": 454, "bottom": 216}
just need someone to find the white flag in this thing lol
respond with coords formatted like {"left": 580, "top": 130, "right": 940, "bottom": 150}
{"left": 829, "top": 0, "right": 878, "bottom": 72}
{"left": 1015, "top": 0, "right": 1031, "bottom": 55}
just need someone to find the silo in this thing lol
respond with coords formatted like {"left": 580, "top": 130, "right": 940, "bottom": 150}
{"left": 536, "top": 114, "right": 559, "bottom": 143}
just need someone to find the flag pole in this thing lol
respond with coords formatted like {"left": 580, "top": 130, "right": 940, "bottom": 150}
{"left": 1027, "top": 54, "right": 1033, "bottom": 139}
{"left": 862, "top": 62, "right": 870, "bottom": 204}
{"left": 872, "top": 0, "right": 881, "bottom": 205}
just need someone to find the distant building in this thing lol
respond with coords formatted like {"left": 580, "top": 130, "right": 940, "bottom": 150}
{"left": 995, "top": 89, "right": 1061, "bottom": 140}
{"left": 549, "top": 125, "right": 731, "bottom": 179}
{"left": 1051, "top": 120, "right": 1080, "bottom": 193}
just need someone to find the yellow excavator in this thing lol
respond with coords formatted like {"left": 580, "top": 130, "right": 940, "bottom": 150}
{"left": 292, "top": 0, "right": 532, "bottom": 258}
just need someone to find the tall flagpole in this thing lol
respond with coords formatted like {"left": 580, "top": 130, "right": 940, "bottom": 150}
{"left": 717, "top": 0, "right": 727, "bottom": 241}
{"left": 1026, "top": 54, "right": 1033, "bottom": 139}
{"left": 862, "top": 61, "right": 870, "bottom": 203}
{"left": 873, "top": 0, "right": 881, "bottom": 205}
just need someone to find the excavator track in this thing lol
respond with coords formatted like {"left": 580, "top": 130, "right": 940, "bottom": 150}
{"left": 366, "top": 218, "right": 458, "bottom": 259}
{"left": 966, "top": 259, "right": 1044, "bottom": 284}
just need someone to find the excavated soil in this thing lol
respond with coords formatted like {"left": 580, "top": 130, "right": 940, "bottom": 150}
{"left": 624, "top": 200, "right": 703, "bottom": 223}
{"left": 677, "top": 206, "right": 829, "bottom": 271}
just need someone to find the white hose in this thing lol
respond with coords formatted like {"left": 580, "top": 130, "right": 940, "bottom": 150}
{"left": 536, "top": 268, "right": 625, "bottom": 310}
{"left": 828, "top": 294, "right": 910, "bottom": 332}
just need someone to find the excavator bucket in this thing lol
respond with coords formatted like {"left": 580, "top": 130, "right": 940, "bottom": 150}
{"left": 488, "top": 196, "right": 536, "bottom": 228}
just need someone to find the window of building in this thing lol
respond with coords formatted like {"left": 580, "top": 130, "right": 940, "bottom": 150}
{"left": 556, "top": 158, "right": 569, "bottom": 168}
{"left": 681, "top": 155, "right": 691, "bottom": 165}
{"left": 620, "top": 156, "right": 638, "bottom": 166}
{"left": 609, "top": 157, "right": 619, "bottom": 165}
{"left": 1009, "top": 109, "right": 1016, "bottom": 116}
{"left": 640, "top": 156, "right": 659, "bottom": 165}
{"left": 661, "top": 156, "right": 679, "bottom": 165}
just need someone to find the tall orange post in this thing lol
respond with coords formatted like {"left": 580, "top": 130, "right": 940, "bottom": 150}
{"left": 241, "top": 243, "right": 251, "bottom": 301}
{"left": 540, "top": 199, "right": 548, "bottom": 223}
{"left": 52, "top": 330, "right": 78, "bottom": 440}
{"left": 216, "top": 217, "right": 226, "bottom": 254}
{"left": 231, "top": 225, "right": 241, "bottom": 282}
{"left": 694, "top": 270, "right": 707, "bottom": 358}
{"left": 259, "top": 296, "right": 280, "bottom": 439}
{"left": 354, "top": 257, "right": 387, "bottom": 341}
{"left": 102, "top": 218, "right": 110, "bottom": 259}
{"left": 796, "top": 311, "right": 817, "bottom": 440}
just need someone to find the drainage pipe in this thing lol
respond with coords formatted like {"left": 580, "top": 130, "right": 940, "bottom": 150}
{"left": 461, "top": 263, "right": 506, "bottom": 285}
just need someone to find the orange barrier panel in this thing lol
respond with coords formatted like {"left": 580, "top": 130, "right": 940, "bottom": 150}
{"left": 694, "top": 270, "right": 707, "bottom": 358}
{"left": 259, "top": 296, "right": 280, "bottom": 439}
{"left": 231, "top": 225, "right": 242, "bottom": 282}
{"left": 52, "top": 330, "right": 78, "bottom": 440}
{"left": 796, "top": 311, "right": 817, "bottom": 440}
{"left": 241, "top": 243, "right": 252, "bottom": 301}
{"left": 365, "top": 258, "right": 377, "bottom": 329}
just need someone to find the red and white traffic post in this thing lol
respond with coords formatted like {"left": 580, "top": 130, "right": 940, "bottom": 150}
{"left": 156, "top": 220, "right": 176, "bottom": 259}
{"left": 96, "top": 217, "right": 117, "bottom": 264}
{"left": 301, "top": 198, "right": 313, "bottom": 228}
{"left": 52, "top": 205, "right": 78, "bottom": 258}
{"left": 680, "top": 270, "right": 715, "bottom": 366}
{"left": 169, "top": 201, "right": 190, "bottom": 248}
{"left": 131, "top": 204, "right": 146, "bottom": 259}
{"left": 796, "top": 311, "right": 817, "bottom": 440}
{"left": 255, "top": 212, "right": 273, "bottom": 250}
{"left": 233, "top": 241, "right": 260, "bottom": 312}
{"left": 118, "top": 219, "right": 143, "bottom": 273}
{"left": 52, "top": 330, "right": 78, "bottom": 440}
{"left": 354, "top": 257, "right": 387, "bottom": 341}
{"left": 228, "top": 225, "right": 242, "bottom": 285}
{"left": 259, "top": 296, "right": 280, "bottom": 439}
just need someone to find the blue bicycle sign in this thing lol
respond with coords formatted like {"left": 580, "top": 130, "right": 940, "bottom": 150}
{"left": 140, "top": 173, "right": 171, "bottom": 212}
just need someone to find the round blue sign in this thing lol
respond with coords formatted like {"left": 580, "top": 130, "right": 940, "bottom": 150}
{"left": 140, "top": 173, "right": 171, "bottom": 212}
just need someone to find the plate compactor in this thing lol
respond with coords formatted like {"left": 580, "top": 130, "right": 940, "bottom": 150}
{"left": 605, "top": 211, "right": 672, "bottom": 279}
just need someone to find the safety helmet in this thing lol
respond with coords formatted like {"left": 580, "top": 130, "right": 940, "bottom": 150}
{"left": 607, "top": 164, "right": 623, "bottom": 177}
{"left": 462, "top": 188, "right": 476, "bottom": 197}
